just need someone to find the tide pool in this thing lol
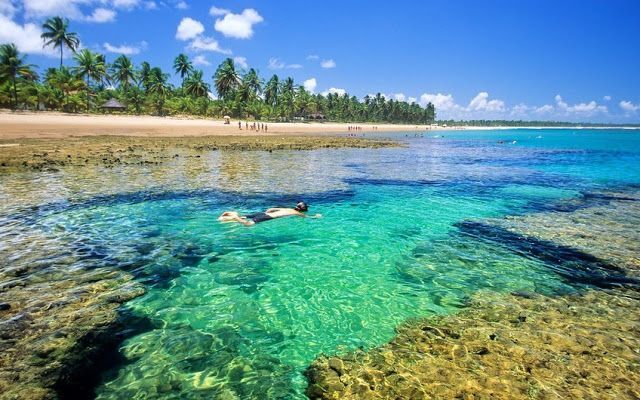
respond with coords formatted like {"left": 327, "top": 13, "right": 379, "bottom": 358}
{"left": 1, "top": 129, "right": 638, "bottom": 399}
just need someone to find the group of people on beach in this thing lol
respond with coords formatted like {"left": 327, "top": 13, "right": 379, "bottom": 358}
{"left": 238, "top": 121, "right": 268, "bottom": 132}
{"left": 348, "top": 125, "right": 378, "bottom": 131}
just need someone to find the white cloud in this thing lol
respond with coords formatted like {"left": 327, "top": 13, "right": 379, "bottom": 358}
{"left": 320, "top": 59, "right": 336, "bottom": 69}
{"left": 187, "top": 36, "right": 231, "bottom": 54}
{"left": 209, "top": 5, "right": 229, "bottom": 16}
{"left": 510, "top": 103, "right": 530, "bottom": 117}
{"left": 193, "top": 55, "right": 210, "bottom": 66}
{"left": 306, "top": 54, "right": 319, "bottom": 60}
{"left": 419, "top": 93, "right": 457, "bottom": 110}
{"left": 620, "top": 100, "right": 639, "bottom": 112}
{"left": 23, "top": 0, "right": 84, "bottom": 19}
{"left": 555, "top": 94, "right": 607, "bottom": 114}
{"left": 112, "top": 0, "right": 140, "bottom": 9}
{"left": 407, "top": 96, "right": 417, "bottom": 104}
{"left": 214, "top": 8, "right": 263, "bottom": 39}
{"left": 418, "top": 92, "right": 504, "bottom": 119}
{"left": 267, "top": 57, "right": 301, "bottom": 70}
{"left": 176, "top": 17, "right": 204, "bottom": 40}
{"left": 603, "top": 95, "right": 611, "bottom": 101}
{"left": 0, "top": 0, "right": 17, "bottom": 17}
{"left": 534, "top": 104, "right": 554, "bottom": 114}
{"left": 393, "top": 93, "right": 405, "bottom": 102}
{"left": 321, "top": 87, "right": 346, "bottom": 96}
{"left": 468, "top": 92, "right": 505, "bottom": 112}
{"left": 234, "top": 56, "right": 248, "bottom": 69}
{"left": 20, "top": 0, "right": 152, "bottom": 21}
{"left": 0, "top": 14, "right": 57, "bottom": 56}
{"left": 85, "top": 8, "right": 116, "bottom": 23}
{"left": 174, "top": 1, "right": 187, "bottom": 9}
{"left": 267, "top": 58, "right": 284, "bottom": 69}
{"left": 104, "top": 41, "right": 146, "bottom": 55}
{"left": 303, "top": 78, "right": 317, "bottom": 93}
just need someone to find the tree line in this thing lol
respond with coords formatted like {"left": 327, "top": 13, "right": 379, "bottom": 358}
{"left": 0, "top": 16, "right": 436, "bottom": 124}
{"left": 437, "top": 119, "right": 640, "bottom": 127}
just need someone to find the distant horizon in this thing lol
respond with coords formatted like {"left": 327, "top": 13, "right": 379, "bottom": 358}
{"left": 1, "top": 0, "right": 639, "bottom": 123}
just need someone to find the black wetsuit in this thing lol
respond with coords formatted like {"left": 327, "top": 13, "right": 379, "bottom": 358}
{"left": 244, "top": 212, "right": 274, "bottom": 224}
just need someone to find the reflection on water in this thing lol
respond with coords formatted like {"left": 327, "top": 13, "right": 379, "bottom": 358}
{"left": 1, "top": 129, "right": 640, "bottom": 399}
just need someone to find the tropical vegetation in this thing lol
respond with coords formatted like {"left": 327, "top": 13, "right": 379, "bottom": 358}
{"left": 1, "top": 16, "right": 436, "bottom": 123}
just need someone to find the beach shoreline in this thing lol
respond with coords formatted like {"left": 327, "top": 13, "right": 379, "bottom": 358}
{"left": 3, "top": 111, "right": 637, "bottom": 140}
{"left": 0, "top": 111, "right": 429, "bottom": 139}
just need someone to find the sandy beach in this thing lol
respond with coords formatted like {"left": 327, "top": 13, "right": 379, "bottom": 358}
{"left": 0, "top": 111, "right": 432, "bottom": 139}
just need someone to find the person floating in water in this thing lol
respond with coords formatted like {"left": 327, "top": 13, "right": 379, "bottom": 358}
{"left": 218, "top": 202, "right": 321, "bottom": 226}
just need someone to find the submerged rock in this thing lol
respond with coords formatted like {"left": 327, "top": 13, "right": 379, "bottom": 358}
{"left": 0, "top": 233, "right": 146, "bottom": 400}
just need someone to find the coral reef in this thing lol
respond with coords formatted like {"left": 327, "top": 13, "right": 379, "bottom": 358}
{"left": 0, "top": 136, "right": 399, "bottom": 172}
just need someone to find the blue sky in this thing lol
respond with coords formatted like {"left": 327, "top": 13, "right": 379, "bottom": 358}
{"left": 1, "top": 0, "right": 639, "bottom": 122}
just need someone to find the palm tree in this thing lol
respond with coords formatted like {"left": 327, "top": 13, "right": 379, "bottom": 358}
{"left": 242, "top": 68, "right": 262, "bottom": 100}
{"left": 110, "top": 55, "right": 136, "bottom": 89}
{"left": 73, "top": 49, "right": 108, "bottom": 111}
{"left": 138, "top": 61, "right": 152, "bottom": 92}
{"left": 125, "top": 86, "right": 145, "bottom": 114}
{"left": 0, "top": 43, "right": 37, "bottom": 110}
{"left": 173, "top": 54, "right": 193, "bottom": 87}
{"left": 184, "top": 70, "right": 210, "bottom": 98}
{"left": 280, "top": 77, "right": 295, "bottom": 119}
{"left": 213, "top": 58, "right": 240, "bottom": 101}
{"left": 41, "top": 17, "right": 80, "bottom": 68}
{"left": 147, "top": 67, "right": 170, "bottom": 115}
{"left": 264, "top": 74, "right": 279, "bottom": 106}
{"left": 44, "top": 67, "right": 83, "bottom": 111}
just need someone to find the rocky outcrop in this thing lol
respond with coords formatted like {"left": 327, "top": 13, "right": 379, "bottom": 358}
{"left": 0, "top": 255, "right": 145, "bottom": 399}
{"left": 306, "top": 289, "right": 640, "bottom": 399}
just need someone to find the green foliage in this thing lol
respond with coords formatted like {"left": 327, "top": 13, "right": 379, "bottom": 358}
{"left": 111, "top": 55, "right": 136, "bottom": 89}
{"left": 73, "top": 49, "right": 108, "bottom": 111}
{"left": 0, "top": 43, "right": 37, "bottom": 109}
{"left": 214, "top": 58, "right": 240, "bottom": 101}
{"left": 173, "top": 54, "right": 193, "bottom": 85}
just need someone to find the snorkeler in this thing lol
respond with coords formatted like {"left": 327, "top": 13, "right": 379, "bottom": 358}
{"left": 218, "top": 202, "right": 321, "bottom": 226}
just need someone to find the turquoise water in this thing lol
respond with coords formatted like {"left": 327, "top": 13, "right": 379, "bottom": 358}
{"left": 1, "top": 129, "right": 639, "bottom": 399}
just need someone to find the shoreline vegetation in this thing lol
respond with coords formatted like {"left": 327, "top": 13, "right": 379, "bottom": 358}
{"left": 0, "top": 16, "right": 436, "bottom": 126}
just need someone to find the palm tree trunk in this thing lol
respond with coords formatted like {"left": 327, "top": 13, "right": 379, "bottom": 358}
{"left": 12, "top": 77, "right": 18, "bottom": 110}
{"left": 86, "top": 76, "right": 90, "bottom": 112}
{"left": 60, "top": 47, "right": 63, "bottom": 69}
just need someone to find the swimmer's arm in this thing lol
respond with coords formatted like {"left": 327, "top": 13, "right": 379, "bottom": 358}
{"left": 298, "top": 212, "right": 322, "bottom": 219}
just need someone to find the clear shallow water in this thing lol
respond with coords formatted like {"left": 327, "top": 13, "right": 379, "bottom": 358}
{"left": 1, "top": 129, "right": 639, "bottom": 399}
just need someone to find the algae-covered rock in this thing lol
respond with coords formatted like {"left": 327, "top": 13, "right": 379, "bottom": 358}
{"left": 306, "top": 288, "right": 640, "bottom": 399}
{"left": 0, "top": 242, "right": 145, "bottom": 400}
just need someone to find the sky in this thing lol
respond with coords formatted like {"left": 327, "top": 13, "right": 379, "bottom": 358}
{"left": 1, "top": 0, "right": 639, "bottom": 123}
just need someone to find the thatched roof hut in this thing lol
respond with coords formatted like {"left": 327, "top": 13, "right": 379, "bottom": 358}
{"left": 307, "top": 113, "right": 326, "bottom": 120}
{"left": 100, "top": 98, "right": 126, "bottom": 111}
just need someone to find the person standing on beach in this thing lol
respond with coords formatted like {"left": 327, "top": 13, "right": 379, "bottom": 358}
{"left": 238, "top": 121, "right": 242, "bottom": 130}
